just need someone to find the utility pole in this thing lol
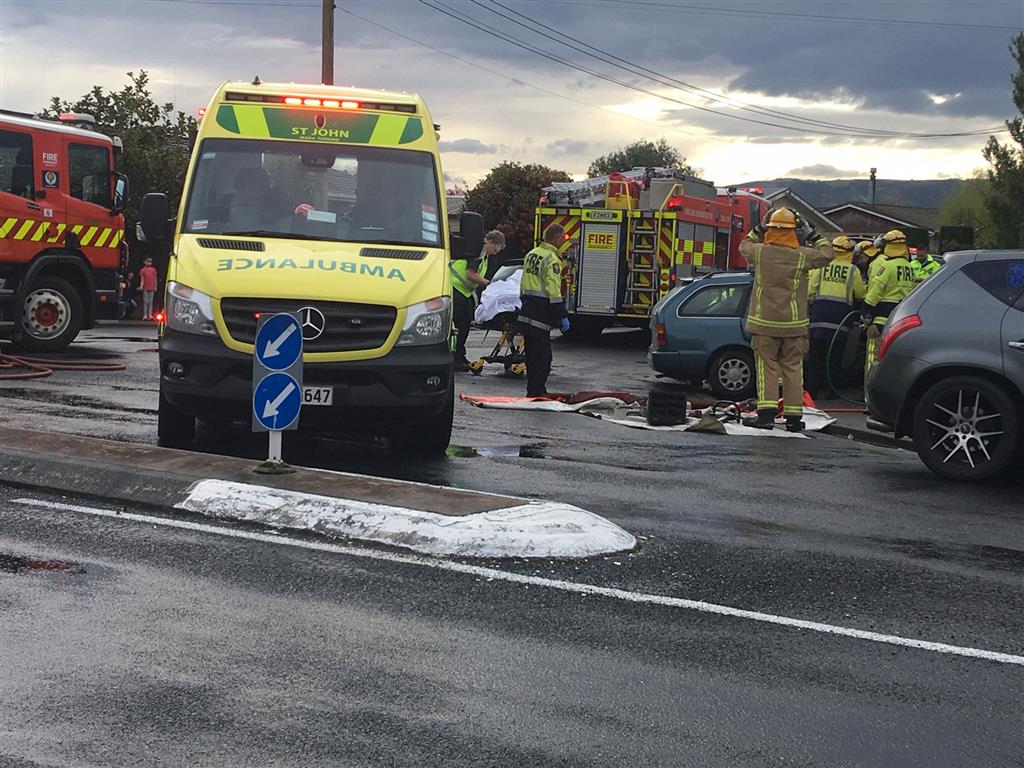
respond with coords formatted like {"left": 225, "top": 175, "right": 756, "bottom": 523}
{"left": 322, "top": 0, "right": 335, "bottom": 85}
{"left": 869, "top": 167, "right": 877, "bottom": 206}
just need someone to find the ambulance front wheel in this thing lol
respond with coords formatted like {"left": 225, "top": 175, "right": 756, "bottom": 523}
{"left": 393, "top": 385, "right": 454, "bottom": 456}
{"left": 17, "top": 275, "right": 84, "bottom": 352}
{"left": 158, "top": 388, "right": 196, "bottom": 449}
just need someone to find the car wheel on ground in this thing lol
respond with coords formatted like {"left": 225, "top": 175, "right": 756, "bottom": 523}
{"left": 17, "top": 274, "right": 83, "bottom": 352}
{"left": 157, "top": 389, "right": 196, "bottom": 449}
{"left": 911, "top": 375, "right": 1021, "bottom": 481}
{"left": 707, "top": 348, "right": 756, "bottom": 400}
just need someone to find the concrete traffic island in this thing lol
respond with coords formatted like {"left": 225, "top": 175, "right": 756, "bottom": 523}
{"left": 0, "top": 426, "right": 636, "bottom": 559}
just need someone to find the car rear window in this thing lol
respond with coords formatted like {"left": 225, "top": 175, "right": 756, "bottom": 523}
{"left": 962, "top": 260, "right": 1024, "bottom": 307}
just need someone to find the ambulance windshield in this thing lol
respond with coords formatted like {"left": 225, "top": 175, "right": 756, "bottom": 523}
{"left": 182, "top": 139, "right": 442, "bottom": 247}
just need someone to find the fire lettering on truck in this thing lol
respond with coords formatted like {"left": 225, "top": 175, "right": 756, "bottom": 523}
{"left": 216, "top": 258, "right": 405, "bottom": 281}
{"left": 585, "top": 232, "right": 617, "bottom": 251}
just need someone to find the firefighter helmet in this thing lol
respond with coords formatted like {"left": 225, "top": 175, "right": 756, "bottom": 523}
{"left": 832, "top": 235, "right": 855, "bottom": 251}
{"left": 766, "top": 207, "right": 798, "bottom": 229}
{"left": 882, "top": 229, "right": 907, "bottom": 244}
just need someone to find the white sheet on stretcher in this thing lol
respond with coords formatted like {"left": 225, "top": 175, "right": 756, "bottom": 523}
{"left": 475, "top": 271, "right": 522, "bottom": 323}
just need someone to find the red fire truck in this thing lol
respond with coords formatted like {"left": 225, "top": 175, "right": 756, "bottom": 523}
{"left": 0, "top": 110, "right": 128, "bottom": 351}
{"left": 534, "top": 169, "right": 770, "bottom": 337}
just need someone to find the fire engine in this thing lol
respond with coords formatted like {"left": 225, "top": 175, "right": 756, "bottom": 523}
{"left": 534, "top": 168, "right": 770, "bottom": 336}
{"left": 0, "top": 110, "right": 129, "bottom": 351}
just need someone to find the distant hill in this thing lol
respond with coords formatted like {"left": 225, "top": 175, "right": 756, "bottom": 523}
{"left": 733, "top": 178, "right": 965, "bottom": 210}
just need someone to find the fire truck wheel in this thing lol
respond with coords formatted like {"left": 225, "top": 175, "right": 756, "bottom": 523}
{"left": 157, "top": 389, "right": 196, "bottom": 449}
{"left": 708, "top": 348, "right": 756, "bottom": 401}
{"left": 18, "top": 275, "right": 83, "bottom": 352}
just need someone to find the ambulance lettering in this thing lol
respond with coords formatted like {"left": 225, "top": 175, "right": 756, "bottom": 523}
{"left": 215, "top": 258, "right": 406, "bottom": 282}
{"left": 290, "top": 127, "right": 351, "bottom": 139}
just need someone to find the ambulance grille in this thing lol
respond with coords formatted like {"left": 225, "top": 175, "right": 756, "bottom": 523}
{"left": 197, "top": 238, "right": 265, "bottom": 252}
{"left": 220, "top": 298, "right": 396, "bottom": 352}
{"left": 359, "top": 247, "right": 427, "bottom": 261}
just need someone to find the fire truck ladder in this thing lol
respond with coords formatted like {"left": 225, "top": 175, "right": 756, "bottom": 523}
{"left": 541, "top": 166, "right": 680, "bottom": 207}
{"left": 623, "top": 213, "right": 660, "bottom": 311}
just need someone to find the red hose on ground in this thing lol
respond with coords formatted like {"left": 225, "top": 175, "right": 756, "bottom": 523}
{"left": 0, "top": 352, "right": 127, "bottom": 381}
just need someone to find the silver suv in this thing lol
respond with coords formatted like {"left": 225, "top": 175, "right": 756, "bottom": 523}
{"left": 866, "top": 250, "right": 1024, "bottom": 481}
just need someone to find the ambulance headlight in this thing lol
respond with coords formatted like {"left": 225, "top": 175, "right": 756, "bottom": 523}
{"left": 397, "top": 296, "right": 450, "bottom": 346}
{"left": 166, "top": 281, "right": 217, "bottom": 336}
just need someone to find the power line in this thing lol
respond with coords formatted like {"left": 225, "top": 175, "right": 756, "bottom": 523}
{"left": 335, "top": 4, "right": 728, "bottom": 143}
{"left": 540, "top": 0, "right": 1023, "bottom": 33}
{"left": 476, "top": 0, "right": 917, "bottom": 138}
{"left": 421, "top": 0, "right": 1008, "bottom": 139}
{"left": 479, "top": 0, "right": 1009, "bottom": 138}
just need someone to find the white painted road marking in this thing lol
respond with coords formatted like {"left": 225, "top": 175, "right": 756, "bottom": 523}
{"left": 12, "top": 497, "right": 1024, "bottom": 667}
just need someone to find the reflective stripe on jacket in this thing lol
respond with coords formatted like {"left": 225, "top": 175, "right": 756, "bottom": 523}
{"left": 911, "top": 256, "right": 941, "bottom": 281}
{"left": 739, "top": 233, "right": 834, "bottom": 337}
{"left": 809, "top": 255, "right": 865, "bottom": 338}
{"left": 518, "top": 241, "right": 566, "bottom": 330}
{"left": 864, "top": 256, "right": 916, "bottom": 325}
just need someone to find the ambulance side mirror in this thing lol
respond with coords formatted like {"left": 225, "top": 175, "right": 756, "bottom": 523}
{"left": 140, "top": 193, "right": 170, "bottom": 242}
{"left": 459, "top": 211, "right": 484, "bottom": 258}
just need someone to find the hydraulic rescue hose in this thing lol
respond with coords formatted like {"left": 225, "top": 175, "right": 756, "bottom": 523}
{"left": 0, "top": 351, "right": 127, "bottom": 381}
{"left": 824, "top": 310, "right": 867, "bottom": 407}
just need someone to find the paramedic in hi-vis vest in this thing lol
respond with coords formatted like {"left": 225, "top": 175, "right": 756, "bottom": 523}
{"left": 739, "top": 208, "right": 833, "bottom": 431}
{"left": 516, "top": 223, "right": 569, "bottom": 398}
{"left": 450, "top": 231, "right": 503, "bottom": 370}
{"left": 805, "top": 235, "right": 866, "bottom": 400}
{"left": 862, "top": 229, "right": 917, "bottom": 379}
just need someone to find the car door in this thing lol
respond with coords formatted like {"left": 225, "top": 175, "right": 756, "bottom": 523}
{"left": 1005, "top": 263, "right": 1024, "bottom": 390}
{"left": 63, "top": 138, "right": 119, "bottom": 271}
{"left": 672, "top": 280, "right": 750, "bottom": 375}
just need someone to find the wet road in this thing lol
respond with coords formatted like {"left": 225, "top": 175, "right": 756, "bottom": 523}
{"left": 1, "top": 324, "right": 1023, "bottom": 766}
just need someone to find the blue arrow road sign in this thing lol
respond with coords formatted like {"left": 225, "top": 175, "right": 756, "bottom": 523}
{"left": 255, "top": 313, "right": 302, "bottom": 371}
{"left": 252, "top": 372, "right": 302, "bottom": 431}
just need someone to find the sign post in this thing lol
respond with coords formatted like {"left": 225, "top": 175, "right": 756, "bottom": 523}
{"left": 252, "top": 312, "right": 303, "bottom": 473}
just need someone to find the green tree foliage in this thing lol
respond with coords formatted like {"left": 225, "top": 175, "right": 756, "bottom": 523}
{"left": 938, "top": 174, "right": 996, "bottom": 248}
{"left": 587, "top": 138, "right": 694, "bottom": 177}
{"left": 40, "top": 70, "right": 196, "bottom": 230}
{"left": 982, "top": 33, "right": 1024, "bottom": 248}
{"left": 463, "top": 161, "right": 571, "bottom": 248}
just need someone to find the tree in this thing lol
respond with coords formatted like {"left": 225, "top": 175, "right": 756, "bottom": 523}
{"left": 463, "top": 162, "right": 571, "bottom": 250}
{"left": 982, "top": 33, "right": 1024, "bottom": 248}
{"left": 587, "top": 138, "right": 694, "bottom": 177}
{"left": 938, "top": 174, "right": 996, "bottom": 248}
{"left": 40, "top": 70, "right": 197, "bottom": 231}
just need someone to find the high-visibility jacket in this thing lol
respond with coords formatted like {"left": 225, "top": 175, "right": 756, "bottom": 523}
{"left": 739, "top": 233, "right": 833, "bottom": 337}
{"left": 449, "top": 254, "right": 483, "bottom": 298}
{"left": 518, "top": 241, "right": 566, "bottom": 331}
{"left": 809, "top": 254, "right": 866, "bottom": 339}
{"left": 864, "top": 255, "right": 916, "bottom": 326}
{"left": 911, "top": 255, "right": 941, "bottom": 281}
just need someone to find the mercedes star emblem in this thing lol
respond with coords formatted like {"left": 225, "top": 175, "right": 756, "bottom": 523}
{"left": 299, "top": 306, "right": 326, "bottom": 340}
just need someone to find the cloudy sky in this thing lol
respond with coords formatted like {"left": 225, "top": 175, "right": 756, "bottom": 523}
{"left": 2, "top": 0, "right": 1022, "bottom": 188}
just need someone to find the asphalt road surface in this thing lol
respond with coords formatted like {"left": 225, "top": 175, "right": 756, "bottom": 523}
{"left": 1, "top": 324, "right": 1022, "bottom": 767}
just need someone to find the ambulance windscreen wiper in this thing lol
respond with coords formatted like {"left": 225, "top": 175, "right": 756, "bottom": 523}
{"left": 223, "top": 230, "right": 332, "bottom": 241}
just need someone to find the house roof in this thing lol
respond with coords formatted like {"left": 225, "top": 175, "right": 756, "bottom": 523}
{"left": 446, "top": 194, "right": 466, "bottom": 216}
{"left": 823, "top": 202, "right": 940, "bottom": 232}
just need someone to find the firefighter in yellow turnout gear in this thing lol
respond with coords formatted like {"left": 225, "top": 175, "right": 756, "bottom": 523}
{"left": 805, "top": 235, "right": 866, "bottom": 399}
{"left": 739, "top": 208, "right": 833, "bottom": 431}
{"left": 863, "top": 229, "right": 917, "bottom": 378}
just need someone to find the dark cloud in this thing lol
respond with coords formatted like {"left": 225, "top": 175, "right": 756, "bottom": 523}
{"left": 546, "top": 138, "right": 590, "bottom": 156}
{"left": 438, "top": 138, "right": 497, "bottom": 154}
{"left": 787, "top": 164, "right": 861, "bottom": 178}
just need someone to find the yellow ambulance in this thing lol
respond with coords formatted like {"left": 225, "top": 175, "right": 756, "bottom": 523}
{"left": 139, "top": 80, "right": 482, "bottom": 454}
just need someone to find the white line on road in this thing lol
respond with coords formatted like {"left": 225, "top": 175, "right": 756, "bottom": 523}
{"left": 13, "top": 497, "right": 1024, "bottom": 667}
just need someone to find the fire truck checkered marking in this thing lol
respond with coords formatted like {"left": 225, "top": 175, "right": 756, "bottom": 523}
{"left": 0, "top": 218, "right": 121, "bottom": 248}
